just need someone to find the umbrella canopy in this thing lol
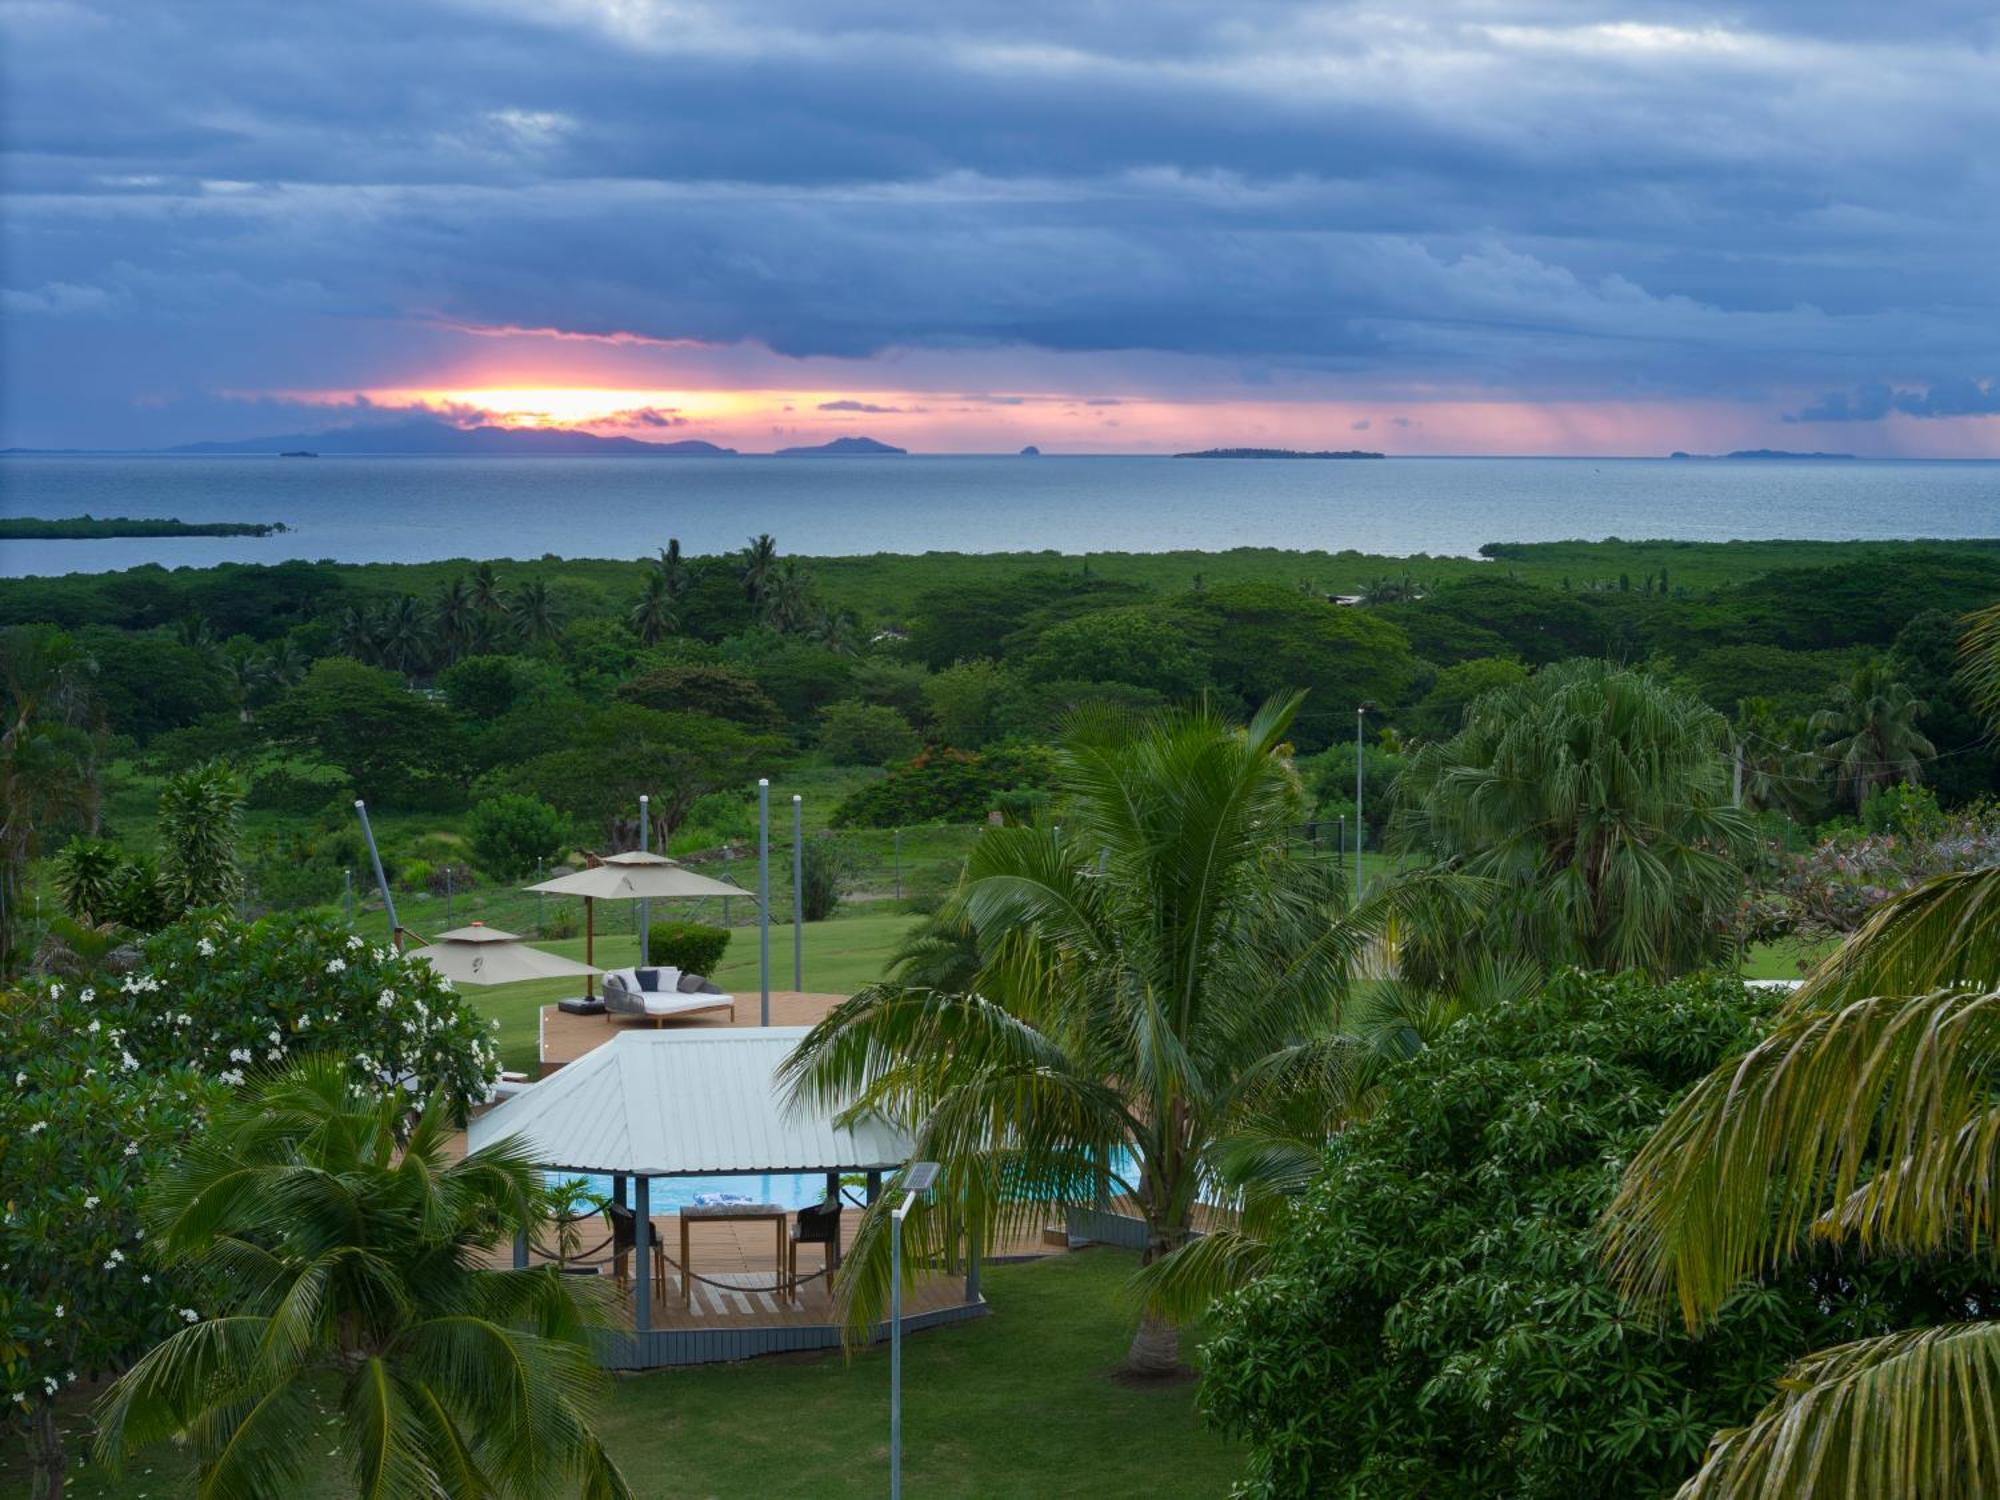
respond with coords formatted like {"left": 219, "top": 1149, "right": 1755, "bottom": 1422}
{"left": 407, "top": 923, "right": 602, "bottom": 986}
{"left": 525, "top": 850, "right": 747, "bottom": 901}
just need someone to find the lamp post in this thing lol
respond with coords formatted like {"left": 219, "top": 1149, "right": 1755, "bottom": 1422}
{"left": 1354, "top": 705, "right": 1368, "bottom": 900}
{"left": 638, "top": 793, "right": 650, "bottom": 966}
{"left": 792, "top": 794, "right": 804, "bottom": 991}
{"left": 758, "top": 779, "right": 771, "bottom": 1026}
{"left": 890, "top": 1161, "right": 940, "bottom": 1500}
{"left": 354, "top": 800, "right": 400, "bottom": 949}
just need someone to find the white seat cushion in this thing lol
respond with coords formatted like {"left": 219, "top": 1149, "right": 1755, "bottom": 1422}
{"left": 640, "top": 991, "right": 733, "bottom": 1017}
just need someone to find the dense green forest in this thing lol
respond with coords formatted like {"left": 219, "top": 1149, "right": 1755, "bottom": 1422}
{"left": 3, "top": 535, "right": 1997, "bottom": 967}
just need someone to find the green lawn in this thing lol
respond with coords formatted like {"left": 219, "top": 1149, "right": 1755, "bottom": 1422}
{"left": 14, "top": 1250, "right": 1242, "bottom": 1499}
{"left": 1741, "top": 937, "right": 1837, "bottom": 980}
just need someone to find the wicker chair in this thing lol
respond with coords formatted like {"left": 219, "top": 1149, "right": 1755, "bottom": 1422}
{"left": 787, "top": 1196, "right": 843, "bottom": 1300}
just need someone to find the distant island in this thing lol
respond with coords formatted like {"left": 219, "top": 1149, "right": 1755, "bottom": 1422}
{"left": 1174, "top": 447, "right": 1386, "bottom": 460}
{"left": 1668, "top": 449, "right": 1857, "bottom": 461}
{"left": 167, "top": 418, "right": 740, "bottom": 457}
{"left": 1019, "top": 445, "right": 1041, "bottom": 456}
{"left": 774, "top": 435, "right": 908, "bottom": 456}
{"left": 0, "top": 515, "right": 289, "bottom": 540}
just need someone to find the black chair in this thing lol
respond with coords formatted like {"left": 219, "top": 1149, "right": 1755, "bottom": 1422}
{"left": 788, "top": 1196, "right": 843, "bottom": 1299}
{"left": 605, "top": 1201, "right": 666, "bottom": 1287}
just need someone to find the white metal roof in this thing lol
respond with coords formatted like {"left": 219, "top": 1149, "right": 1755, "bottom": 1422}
{"left": 467, "top": 1027, "right": 910, "bottom": 1176}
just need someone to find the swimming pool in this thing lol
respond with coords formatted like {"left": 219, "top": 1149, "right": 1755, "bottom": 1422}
{"left": 551, "top": 1149, "right": 1145, "bottom": 1214}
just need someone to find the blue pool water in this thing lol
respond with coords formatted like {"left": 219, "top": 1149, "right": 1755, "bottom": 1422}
{"left": 551, "top": 1148, "right": 1146, "bottom": 1214}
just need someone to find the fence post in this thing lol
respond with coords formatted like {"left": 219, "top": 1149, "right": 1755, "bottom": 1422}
{"left": 535, "top": 861, "right": 544, "bottom": 935}
{"left": 894, "top": 828, "right": 902, "bottom": 902}
{"left": 445, "top": 865, "right": 453, "bottom": 929}
{"left": 343, "top": 868, "right": 354, "bottom": 925}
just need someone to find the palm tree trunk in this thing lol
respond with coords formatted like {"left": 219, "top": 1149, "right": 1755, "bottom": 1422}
{"left": 1125, "top": 1308, "right": 1183, "bottom": 1376}
{"left": 28, "top": 1402, "right": 65, "bottom": 1499}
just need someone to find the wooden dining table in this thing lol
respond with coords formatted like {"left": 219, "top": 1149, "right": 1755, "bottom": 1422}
{"left": 677, "top": 1202, "right": 789, "bottom": 1308}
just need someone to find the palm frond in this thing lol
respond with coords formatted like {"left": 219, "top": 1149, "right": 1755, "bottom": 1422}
{"left": 1602, "top": 986, "right": 2000, "bottom": 1329}
{"left": 1798, "top": 866, "right": 2000, "bottom": 1006}
{"left": 1677, "top": 1322, "right": 2000, "bottom": 1499}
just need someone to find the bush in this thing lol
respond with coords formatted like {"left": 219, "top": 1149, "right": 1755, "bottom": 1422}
{"left": 467, "top": 792, "right": 571, "bottom": 879}
{"left": 398, "top": 858, "right": 437, "bottom": 893}
{"left": 830, "top": 743, "right": 1056, "bottom": 828}
{"left": 817, "top": 699, "right": 920, "bottom": 765}
{"left": 799, "top": 837, "right": 859, "bottom": 921}
{"left": 246, "top": 760, "right": 352, "bottom": 815}
{"left": 645, "top": 919, "right": 731, "bottom": 976}
{"left": 1200, "top": 971, "right": 1990, "bottom": 1499}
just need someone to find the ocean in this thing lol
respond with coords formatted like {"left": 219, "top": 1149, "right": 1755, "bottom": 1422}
{"left": 1, "top": 453, "right": 1996, "bottom": 577}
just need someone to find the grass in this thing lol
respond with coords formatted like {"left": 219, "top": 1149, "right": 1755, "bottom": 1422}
{"left": 1741, "top": 936, "right": 1838, "bottom": 980}
{"left": 11, "top": 1249, "right": 1242, "bottom": 1500}
{"left": 397, "top": 907, "right": 925, "bottom": 1073}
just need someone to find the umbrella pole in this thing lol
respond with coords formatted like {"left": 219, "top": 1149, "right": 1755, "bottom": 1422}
{"left": 585, "top": 896, "right": 595, "bottom": 998}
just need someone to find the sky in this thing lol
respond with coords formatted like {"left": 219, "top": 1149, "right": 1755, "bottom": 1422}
{"left": 4, "top": 0, "right": 2000, "bottom": 456}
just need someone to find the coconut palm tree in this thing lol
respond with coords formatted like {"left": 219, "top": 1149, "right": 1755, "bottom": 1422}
{"left": 218, "top": 644, "right": 265, "bottom": 722}
{"left": 655, "top": 538, "right": 689, "bottom": 599}
{"left": 1391, "top": 659, "right": 1755, "bottom": 979}
{"left": 375, "top": 594, "right": 434, "bottom": 679}
{"left": 1600, "top": 601, "right": 2000, "bottom": 1498}
{"left": 434, "top": 574, "right": 477, "bottom": 663}
{"left": 262, "top": 637, "right": 307, "bottom": 693}
{"left": 628, "top": 570, "right": 677, "bottom": 645}
{"left": 510, "top": 579, "right": 563, "bottom": 646}
{"left": 739, "top": 533, "right": 778, "bottom": 603}
{"left": 331, "top": 606, "right": 378, "bottom": 664}
{"left": 782, "top": 695, "right": 1451, "bottom": 1376}
{"left": 1809, "top": 658, "right": 1936, "bottom": 811}
{"left": 758, "top": 558, "right": 817, "bottom": 633}
{"left": 95, "top": 1060, "right": 631, "bottom": 1500}
{"left": 1732, "top": 696, "right": 1821, "bottom": 818}
{"left": 468, "top": 560, "right": 507, "bottom": 619}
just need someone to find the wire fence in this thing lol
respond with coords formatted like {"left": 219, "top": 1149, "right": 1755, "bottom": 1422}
{"left": 282, "top": 817, "right": 1391, "bottom": 940}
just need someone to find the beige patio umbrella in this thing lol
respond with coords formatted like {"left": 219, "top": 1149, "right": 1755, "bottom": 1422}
{"left": 525, "top": 851, "right": 749, "bottom": 996}
{"left": 407, "top": 922, "right": 603, "bottom": 987}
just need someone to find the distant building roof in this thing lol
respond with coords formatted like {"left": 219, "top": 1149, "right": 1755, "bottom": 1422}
{"left": 467, "top": 1027, "right": 910, "bottom": 1177}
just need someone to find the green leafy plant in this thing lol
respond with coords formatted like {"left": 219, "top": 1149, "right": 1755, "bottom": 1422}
{"left": 154, "top": 758, "right": 244, "bottom": 914}
{"left": 817, "top": 699, "right": 920, "bottom": 765}
{"left": 1202, "top": 971, "right": 1990, "bottom": 1500}
{"left": 467, "top": 791, "right": 571, "bottom": 879}
{"left": 94, "top": 1060, "right": 630, "bottom": 1499}
{"left": 797, "top": 837, "right": 858, "bottom": 922}
{"left": 645, "top": 919, "right": 731, "bottom": 976}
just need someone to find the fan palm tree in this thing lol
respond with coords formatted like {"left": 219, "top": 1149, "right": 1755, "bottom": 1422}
{"left": 739, "top": 533, "right": 778, "bottom": 603}
{"left": 628, "top": 570, "right": 677, "bottom": 645}
{"left": 95, "top": 1060, "right": 631, "bottom": 1500}
{"left": 1600, "top": 601, "right": 2000, "bottom": 1498}
{"left": 1391, "top": 659, "right": 1755, "bottom": 979}
{"left": 782, "top": 695, "right": 1454, "bottom": 1376}
{"left": 1732, "top": 696, "right": 1821, "bottom": 818}
{"left": 1809, "top": 658, "right": 1936, "bottom": 811}
{"left": 510, "top": 579, "right": 563, "bottom": 646}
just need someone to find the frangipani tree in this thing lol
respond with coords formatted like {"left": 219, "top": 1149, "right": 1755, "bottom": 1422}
{"left": 782, "top": 695, "right": 1470, "bottom": 1375}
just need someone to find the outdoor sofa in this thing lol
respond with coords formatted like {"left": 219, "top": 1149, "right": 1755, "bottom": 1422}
{"left": 601, "top": 966, "right": 736, "bottom": 1025}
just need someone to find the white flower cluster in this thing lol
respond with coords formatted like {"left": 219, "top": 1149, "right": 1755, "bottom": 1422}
{"left": 120, "top": 973, "right": 163, "bottom": 994}
{"left": 347, "top": 934, "right": 365, "bottom": 951}
{"left": 325, "top": 957, "right": 347, "bottom": 974}
{"left": 197, "top": 937, "right": 216, "bottom": 957}
{"left": 102, "top": 1248, "right": 125, "bottom": 1271}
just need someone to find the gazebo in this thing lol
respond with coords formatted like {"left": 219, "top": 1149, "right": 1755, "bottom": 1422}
{"left": 469, "top": 1027, "right": 987, "bottom": 1367}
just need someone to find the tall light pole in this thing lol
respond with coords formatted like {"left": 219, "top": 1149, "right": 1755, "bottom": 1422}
{"left": 1354, "top": 705, "right": 1368, "bottom": 900}
{"left": 890, "top": 1161, "right": 940, "bottom": 1500}
{"left": 354, "top": 800, "right": 399, "bottom": 949}
{"left": 758, "top": 779, "right": 771, "bottom": 1026}
{"left": 791, "top": 794, "right": 804, "bottom": 990}
{"left": 638, "top": 793, "right": 650, "bottom": 966}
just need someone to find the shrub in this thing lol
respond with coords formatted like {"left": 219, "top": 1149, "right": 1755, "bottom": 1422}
{"left": 830, "top": 743, "right": 1056, "bottom": 829}
{"left": 645, "top": 919, "right": 731, "bottom": 976}
{"left": 1200, "top": 970, "right": 1991, "bottom": 1499}
{"left": 398, "top": 858, "right": 436, "bottom": 892}
{"left": 818, "top": 699, "right": 920, "bottom": 765}
{"left": 799, "top": 837, "right": 859, "bottom": 921}
{"left": 467, "top": 792, "right": 571, "bottom": 879}
{"left": 615, "top": 659, "right": 783, "bottom": 731}
{"left": 246, "top": 760, "right": 352, "bottom": 814}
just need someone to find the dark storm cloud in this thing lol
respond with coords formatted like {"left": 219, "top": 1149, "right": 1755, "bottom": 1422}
{"left": 1788, "top": 379, "right": 2000, "bottom": 421}
{"left": 4, "top": 0, "right": 2000, "bottom": 444}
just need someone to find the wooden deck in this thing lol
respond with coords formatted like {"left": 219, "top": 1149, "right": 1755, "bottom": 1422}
{"left": 481, "top": 1207, "right": 997, "bottom": 1366}
{"left": 538, "top": 989, "right": 850, "bottom": 1071}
